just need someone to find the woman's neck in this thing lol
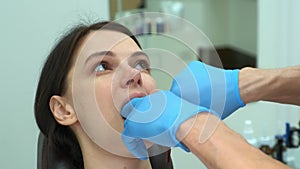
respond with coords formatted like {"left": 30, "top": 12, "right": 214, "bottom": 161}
{"left": 72, "top": 124, "right": 152, "bottom": 169}
{"left": 80, "top": 136, "right": 152, "bottom": 169}
{"left": 82, "top": 148, "right": 152, "bottom": 169}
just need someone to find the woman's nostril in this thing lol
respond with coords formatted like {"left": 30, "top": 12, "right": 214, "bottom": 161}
{"left": 126, "top": 79, "right": 134, "bottom": 85}
{"left": 125, "top": 79, "right": 142, "bottom": 86}
{"left": 137, "top": 79, "right": 142, "bottom": 85}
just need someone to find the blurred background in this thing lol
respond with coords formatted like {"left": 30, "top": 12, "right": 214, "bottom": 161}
{"left": 1, "top": 0, "right": 299, "bottom": 168}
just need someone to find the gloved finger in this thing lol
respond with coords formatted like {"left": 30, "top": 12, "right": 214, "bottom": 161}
{"left": 170, "top": 63, "right": 203, "bottom": 106}
{"left": 121, "top": 134, "right": 148, "bottom": 160}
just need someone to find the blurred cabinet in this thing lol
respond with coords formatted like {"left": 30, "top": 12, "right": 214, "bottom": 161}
{"left": 199, "top": 47, "right": 256, "bottom": 69}
{"left": 110, "top": 0, "right": 143, "bottom": 20}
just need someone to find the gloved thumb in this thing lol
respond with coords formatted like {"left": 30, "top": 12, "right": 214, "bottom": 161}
{"left": 121, "top": 98, "right": 143, "bottom": 119}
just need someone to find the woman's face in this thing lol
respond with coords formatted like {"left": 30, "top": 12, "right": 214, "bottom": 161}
{"left": 65, "top": 30, "right": 157, "bottom": 156}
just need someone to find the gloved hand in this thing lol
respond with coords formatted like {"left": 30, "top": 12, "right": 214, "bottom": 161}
{"left": 121, "top": 90, "right": 216, "bottom": 160}
{"left": 170, "top": 61, "right": 245, "bottom": 119}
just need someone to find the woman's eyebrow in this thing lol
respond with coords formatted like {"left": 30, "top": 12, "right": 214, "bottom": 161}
{"left": 131, "top": 51, "right": 149, "bottom": 60}
{"left": 84, "top": 51, "right": 149, "bottom": 65}
{"left": 85, "top": 51, "right": 115, "bottom": 64}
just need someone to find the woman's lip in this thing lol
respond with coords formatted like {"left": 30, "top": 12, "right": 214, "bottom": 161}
{"left": 129, "top": 92, "right": 147, "bottom": 101}
{"left": 121, "top": 92, "right": 147, "bottom": 120}
{"left": 123, "top": 92, "right": 147, "bottom": 108}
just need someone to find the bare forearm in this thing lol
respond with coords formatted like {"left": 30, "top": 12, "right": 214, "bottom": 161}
{"left": 239, "top": 66, "right": 300, "bottom": 105}
{"left": 177, "top": 114, "right": 290, "bottom": 169}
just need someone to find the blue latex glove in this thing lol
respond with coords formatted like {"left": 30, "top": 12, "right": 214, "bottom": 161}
{"left": 121, "top": 90, "right": 216, "bottom": 160}
{"left": 170, "top": 61, "right": 245, "bottom": 119}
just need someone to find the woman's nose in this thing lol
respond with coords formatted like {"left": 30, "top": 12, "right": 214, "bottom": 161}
{"left": 120, "top": 66, "right": 143, "bottom": 88}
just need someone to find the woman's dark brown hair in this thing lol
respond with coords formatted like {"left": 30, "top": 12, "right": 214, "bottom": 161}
{"left": 34, "top": 21, "right": 173, "bottom": 169}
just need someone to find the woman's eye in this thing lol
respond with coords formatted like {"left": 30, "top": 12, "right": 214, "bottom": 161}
{"left": 94, "top": 62, "right": 110, "bottom": 73}
{"left": 135, "top": 60, "right": 150, "bottom": 72}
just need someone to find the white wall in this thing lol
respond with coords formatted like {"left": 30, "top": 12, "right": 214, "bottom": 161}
{"left": 0, "top": 1, "right": 108, "bottom": 168}
{"left": 258, "top": 0, "right": 300, "bottom": 68}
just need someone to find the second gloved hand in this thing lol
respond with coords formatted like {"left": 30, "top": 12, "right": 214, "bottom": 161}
{"left": 170, "top": 61, "right": 245, "bottom": 119}
{"left": 121, "top": 90, "right": 215, "bottom": 160}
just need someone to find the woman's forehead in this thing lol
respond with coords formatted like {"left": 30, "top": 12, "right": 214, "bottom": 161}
{"left": 84, "top": 30, "right": 133, "bottom": 49}
{"left": 76, "top": 30, "right": 137, "bottom": 58}
{"left": 70, "top": 29, "right": 141, "bottom": 70}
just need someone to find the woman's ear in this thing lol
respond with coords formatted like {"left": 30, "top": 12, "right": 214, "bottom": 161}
{"left": 49, "top": 95, "right": 78, "bottom": 126}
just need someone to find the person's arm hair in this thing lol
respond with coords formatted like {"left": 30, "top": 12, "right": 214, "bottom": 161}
{"left": 177, "top": 113, "right": 291, "bottom": 169}
{"left": 239, "top": 66, "right": 300, "bottom": 105}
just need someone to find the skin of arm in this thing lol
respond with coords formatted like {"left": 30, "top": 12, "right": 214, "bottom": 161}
{"left": 239, "top": 66, "right": 300, "bottom": 105}
{"left": 176, "top": 113, "right": 291, "bottom": 169}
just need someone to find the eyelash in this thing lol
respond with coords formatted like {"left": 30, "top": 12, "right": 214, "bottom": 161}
{"left": 94, "top": 61, "right": 111, "bottom": 74}
{"left": 134, "top": 60, "right": 151, "bottom": 73}
{"left": 93, "top": 60, "right": 151, "bottom": 74}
